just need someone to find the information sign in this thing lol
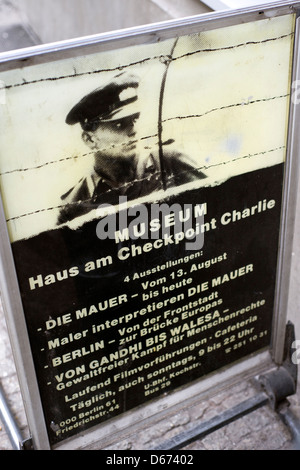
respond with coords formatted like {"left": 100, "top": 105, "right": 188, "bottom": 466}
{"left": 0, "top": 2, "right": 299, "bottom": 449}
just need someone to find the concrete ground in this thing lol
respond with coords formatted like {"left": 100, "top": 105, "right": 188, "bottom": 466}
{"left": 0, "top": 0, "right": 300, "bottom": 451}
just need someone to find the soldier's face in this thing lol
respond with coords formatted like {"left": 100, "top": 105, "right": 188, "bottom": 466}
{"left": 85, "top": 114, "right": 140, "bottom": 161}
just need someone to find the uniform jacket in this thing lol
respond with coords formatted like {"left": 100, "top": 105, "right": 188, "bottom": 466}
{"left": 57, "top": 147, "right": 205, "bottom": 225}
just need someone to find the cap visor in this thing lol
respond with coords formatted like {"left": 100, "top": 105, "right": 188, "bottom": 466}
{"left": 101, "top": 101, "right": 140, "bottom": 122}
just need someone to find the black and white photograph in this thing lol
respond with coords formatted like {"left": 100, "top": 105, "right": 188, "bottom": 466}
{"left": 0, "top": 13, "right": 293, "bottom": 240}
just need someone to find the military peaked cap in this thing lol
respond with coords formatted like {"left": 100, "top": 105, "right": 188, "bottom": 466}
{"left": 66, "top": 72, "right": 140, "bottom": 129}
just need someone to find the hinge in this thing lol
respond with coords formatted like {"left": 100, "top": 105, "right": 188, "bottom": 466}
{"left": 258, "top": 321, "right": 297, "bottom": 409}
{"left": 258, "top": 322, "right": 300, "bottom": 449}
{"left": 21, "top": 437, "right": 34, "bottom": 451}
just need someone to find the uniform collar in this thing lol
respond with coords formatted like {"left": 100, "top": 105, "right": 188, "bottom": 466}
{"left": 89, "top": 153, "right": 157, "bottom": 196}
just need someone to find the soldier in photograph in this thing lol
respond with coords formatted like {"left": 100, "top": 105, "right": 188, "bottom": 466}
{"left": 57, "top": 71, "right": 205, "bottom": 225}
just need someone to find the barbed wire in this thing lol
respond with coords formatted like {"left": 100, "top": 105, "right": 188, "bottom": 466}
{"left": 5, "top": 145, "right": 286, "bottom": 222}
{"left": 1, "top": 30, "right": 292, "bottom": 226}
{"left": 2, "top": 33, "right": 293, "bottom": 90}
{"left": 0, "top": 94, "right": 289, "bottom": 177}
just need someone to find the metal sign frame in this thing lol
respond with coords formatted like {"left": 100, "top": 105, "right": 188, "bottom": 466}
{"left": 0, "top": 1, "right": 299, "bottom": 450}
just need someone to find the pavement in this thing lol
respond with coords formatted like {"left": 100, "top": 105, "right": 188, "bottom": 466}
{"left": 0, "top": 0, "right": 300, "bottom": 451}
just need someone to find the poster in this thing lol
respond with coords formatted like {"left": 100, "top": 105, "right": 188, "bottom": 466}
{"left": 0, "top": 13, "right": 295, "bottom": 446}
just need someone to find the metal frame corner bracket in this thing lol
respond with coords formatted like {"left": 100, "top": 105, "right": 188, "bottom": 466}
{"left": 258, "top": 321, "right": 298, "bottom": 410}
{"left": 0, "top": 381, "right": 33, "bottom": 450}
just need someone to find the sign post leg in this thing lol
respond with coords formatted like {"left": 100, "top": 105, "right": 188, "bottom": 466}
{"left": 0, "top": 382, "right": 28, "bottom": 450}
